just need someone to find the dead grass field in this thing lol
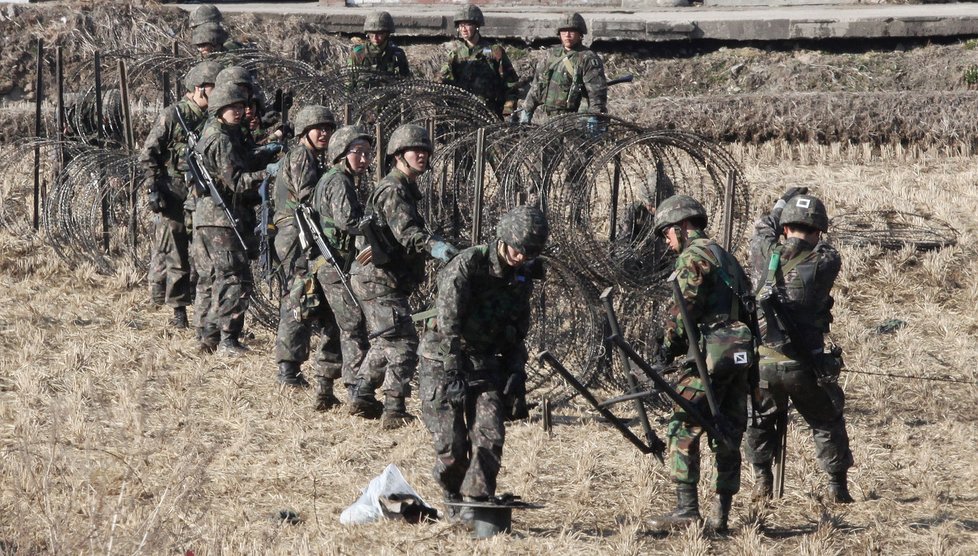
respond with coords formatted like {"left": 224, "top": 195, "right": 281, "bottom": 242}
{"left": 2, "top": 145, "right": 977, "bottom": 554}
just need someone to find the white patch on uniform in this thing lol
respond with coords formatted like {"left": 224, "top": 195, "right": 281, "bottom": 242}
{"left": 733, "top": 352, "right": 749, "bottom": 365}
{"left": 796, "top": 198, "right": 811, "bottom": 208}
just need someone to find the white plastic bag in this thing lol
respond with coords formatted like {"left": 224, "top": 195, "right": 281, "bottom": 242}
{"left": 340, "top": 464, "right": 432, "bottom": 525}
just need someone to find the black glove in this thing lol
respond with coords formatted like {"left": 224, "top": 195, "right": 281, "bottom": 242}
{"left": 444, "top": 370, "right": 466, "bottom": 409}
{"left": 503, "top": 372, "right": 528, "bottom": 421}
{"left": 147, "top": 189, "right": 165, "bottom": 213}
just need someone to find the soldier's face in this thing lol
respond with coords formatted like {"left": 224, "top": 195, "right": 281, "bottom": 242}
{"left": 345, "top": 140, "right": 372, "bottom": 173}
{"left": 500, "top": 243, "right": 528, "bottom": 268}
{"left": 560, "top": 30, "right": 582, "bottom": 49}
{"left": 197, "top": 43, "right": 218, "bottom": 55}
{"left": 457, "top": 22, "right": 478, "bottom": 41}
{"left": 664, "top": 225, "right": 682, "bottom": 253}
{"left": 402, "top": 148, "right": 429, "bottom": 173}
{"left": 308, "top": 126, "right": 333, "bottom": 151}
{"left": 367, "top": 32, "right": 389, "bottom": 46}
{"left": 220, "top": 103, "right": 245, "bottom": 125}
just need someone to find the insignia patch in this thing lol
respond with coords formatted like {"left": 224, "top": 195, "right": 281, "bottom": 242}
{"left": 796, "top": 198, "right": 811, "bottom": 208}
{"left": 733, "top": 351, "right": 749, "bottom": 365}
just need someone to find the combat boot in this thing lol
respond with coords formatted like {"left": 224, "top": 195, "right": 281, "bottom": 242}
{"left": 648, "top": 483, "right": 701, "bottom": 533}
{"left": 827, "top": 470, "right": 854, "bottom": 504}
{"left": 752, "top": 463, "right": 774, "bottom": 501}
{"left": 314, "top": 376, "right": 341, "bottom": 410}
{"left": 707, "top": 493, "right": 734, "bottom": 534}
{"left": 348, "top": 382, "right": 383, "bottom": 419}
{"left": 277, "top": 361, "right": 309, "bottom": 388}
{"left": 381, "top": 394, "right": 415, "bottom": 430}
{"left": 442, "top": 492, "right": 463, "bottom": 523}
{"left": 170, "top": 306, "right": 189, "bottom": 329}
{"left": 217, "top": 335, "right": 248, "bottom": 356}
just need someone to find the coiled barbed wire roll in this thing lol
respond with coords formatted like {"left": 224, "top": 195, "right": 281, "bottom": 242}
{"left": 829, "top": 210, "right": 958, "bottom": 251}
{"left": 247, "top": 260, "right": 285, "bottom": 331}
{"left": 522, "top": 254, "right": 605, "bottom": 404}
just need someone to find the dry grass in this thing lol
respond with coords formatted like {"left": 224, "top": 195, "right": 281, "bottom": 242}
{"left": 2, "top": 147, "right": 978, "bottom": 554}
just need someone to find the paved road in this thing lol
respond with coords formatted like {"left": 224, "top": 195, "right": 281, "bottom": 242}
{"left": 174, "top": 2, "right": 978, "bottom": 43}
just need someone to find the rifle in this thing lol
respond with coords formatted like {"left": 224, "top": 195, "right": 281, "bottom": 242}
{"left": 669, "top": 276, "right": 724, "bottom": 424}
{"left": 256, "top": 176, "right": 287, "bottom": 292}
{"left": 294, "top": 203, "right": 361, "bottom": 312}
{"left": 175, "top": 108, "right": 248, "bottom": 251}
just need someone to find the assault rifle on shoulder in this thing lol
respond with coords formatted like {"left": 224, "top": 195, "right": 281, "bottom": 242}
{"left": 294, "top": 203, "right": 361, "bottom": 312}
{"left": 175, "top": 108, "right": 247, "bottom": 251}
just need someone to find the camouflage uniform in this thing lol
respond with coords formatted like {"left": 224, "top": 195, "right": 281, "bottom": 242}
{"left": 193, "top": 117, "right": 271, "bottom": 346}
{"left": 302, "top": 164, "right": 369, "bottom": 388}
{"left": 349, "top": 167, "right": 435, "bottom": 399}
{"left": 662, "top": 228, "right": 753, "bottom": 496}
{"left": 439, "top": 37, "right": 520, "bottom": 118}
{"left": 272, "top": 142, "right": 328, "bottom": 365}
{"left": 745, "top": 196, "right": 853, "bottom": 496}
{"left": 349, "top": 41, "right": 411, "bottom": 78}
{"left": 522, "top": 44, "right": 608, "bottom": 120}
{"left": 141, "top": 99, "right": 207, "bottom": 310}
{"left": 418, "top": 242, "right": 535, "bottom": 500}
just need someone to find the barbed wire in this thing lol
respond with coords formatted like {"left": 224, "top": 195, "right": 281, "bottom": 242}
{"left": 829, "top": 210, "right": 958, "bottom": 251}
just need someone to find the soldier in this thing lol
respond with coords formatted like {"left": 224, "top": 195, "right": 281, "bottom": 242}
{"left": 350, "top": 11, "right": 411, "bottom": 78}
{"left": 349, "top": 123, "right": 459, "bottom": 429}
{"left": 192, "top": 22, "right": 228, "bottom": 57}
{"left": 521, "top": 12, "right": 608, "bottom": 128}
{"left": 304, "top": 126, "right": 376, "bottom": 410}
{"left": 192, "top": 82, "right": 277, "bottom": 354}
{"left": 141, "top": 60, "right": 223, "bottom": 329}
{"left": 648, "top": 194, "right": 755, "bottom": 534}
{"left": 216, "top": 66, "right": 285, "bottom": 149}
{"left": 439, "top": 4, "right": 520, "bottom": 119}
{"left": 746, "top": 189, "right": 854, "bottom": 504}
{"left": 418, "top": 205, "right": 547, "bottom": 523}
{"left": 272, "top": 106, "right": 336, "bottom": 386}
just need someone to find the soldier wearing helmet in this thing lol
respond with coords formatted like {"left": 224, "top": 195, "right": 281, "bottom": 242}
{"left": 521, "top": 12, "right": 608, "bottom": 125}
{"left": 439, "top": 4, "right": 520, "bottom": 119}
{"left": 269, "top": 106, "right": 337, "bottom": 388}
{"left": 192, "top": 22, "right": 229, "bottom": 57}
{"left": 192, "top": 82, "right": 279, "bottom": 355}
{"left": 286, "top": 126, "right": 377, "bottom": 410}
{"left": 745, "top": 188, "right": 854, "bottom": 505}
{"left": 348, "top": 123, "right": 459, "bottom": 429}
{"left": 349, "top": 11, "right": 411, "bottom": 79}
{"left": 418, "top": 205, "right": 548, "bottom": 525}
{"left": 648, "top": 194, "right": 755, "bottom": 535}
{"left": 189, "top": 4, "right": 222, "bottom": 29}
{"left": 139, "top": 60, "right": 223, "bottom": 330}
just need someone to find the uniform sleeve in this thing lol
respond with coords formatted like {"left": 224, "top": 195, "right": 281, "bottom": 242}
{"left": 521, "top": 57, "right": 546, "bottom": 115}
{"left": 748, "top": 214, "right": 780, "bottom": 288}
{"left": 580, "top": 51, "right": 608, "bottom": 114}
{"left": 203, "top": 133, "right": 264, "bottom": 195}
{"left": 439, "top": 48, "right": 457, "bottom": 84}
{"left": 494, "top": 46, "right": 520, "bottom": 105}
{"left": 663, "top": 252, "right": 712, "bottom": 354}
{"left": 376, "top": 184, "right": 431, "bottom": 256}
{"left": 811, "top": 244, "right": 842, "bottom": 334}
{"left": 138, "top": 108, "right": 173, "bottom": 191}
{"left": 395, "top": 48, "right": 412, "bottom": 78}
{"left": 288, "top": 150, "right": 319, "bottom": 207}
{"left": 435, "top": 251, "right": 476, "bottom": 372}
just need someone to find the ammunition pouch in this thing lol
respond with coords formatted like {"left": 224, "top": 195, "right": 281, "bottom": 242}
{"left": 357, "top": 213, "right": 396, "bottom": 267}
{"left": 700, "top": 320, "right": 755, "bottom": 378}
{"left": 289, "top": 272, "right": 322, "bottom": 321}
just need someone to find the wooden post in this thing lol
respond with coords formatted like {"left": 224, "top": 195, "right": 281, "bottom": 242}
{"left": 162, "top": 70, "right": 171, "bottom": 107}
{"left": 608, "top": 154, "right": 621, "bottom": 243}
{"left": 55, "top": 46, "right": 65, "bottom": 175}
{"left": 171, "top": 40, "right": 180, "bottom": 103}
{"left": 470, "top": 127, "right": 486, "bottom": 244}
{"left": 118, "top": 59, "right": 137, "bottom": 251}
{"left": 720, "top": 170, "right": 736, "bottom": 251}
{"left": 32, "top": 39, "right": 43, "bottom": 231}
{"left": 374, "top": 123, "right": 385, "bottom": 184}
{"left": 95, "top": 51, "right": 110, "bottom": 252}
{"left": 344, "top": 103, "right": 352, "bottom": 125}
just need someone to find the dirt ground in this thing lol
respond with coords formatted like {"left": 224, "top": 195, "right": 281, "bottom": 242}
{"left": 2, "top": 2, "right": 978, "bottom": 555}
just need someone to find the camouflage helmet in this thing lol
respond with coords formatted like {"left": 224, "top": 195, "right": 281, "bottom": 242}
{"left": 192, "top": 22, "right": 227, "bottom": 46}
{"left": 207, "top": 82, "right": 248, "bottom": 117}
{"left": 293, "top": 105, "right": 336, "bottom": 137}
{"left": 557, "top": 12, "right": 587, "bottom": 35}
{"left": 215, "top": 65, "right": 254, "bottom": 89}
{"left": 328, "top": 125, "right": 374, "bottom": 164}
{"left": 780, "top": 194, "right": 829, "bottom": 232}
{"left": 189, "top": 4, "right": 222, "bottom": 28}
{"left": 653, "top": 194, "right": 707, "bottom": 237}
{"left": 363, "top": 11, "right": 396, "bottom": 33}
{"left": 386, "top": 123, "right": 433, "bottom": 156}
{"left": 183, "top": 60, "right": 223, "bottom": 93}
{"left": 497, "top": 205, "right": 550, "bottom": 258}
{"left": 454, "top": 4, "right": 485, "bottom": 27}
